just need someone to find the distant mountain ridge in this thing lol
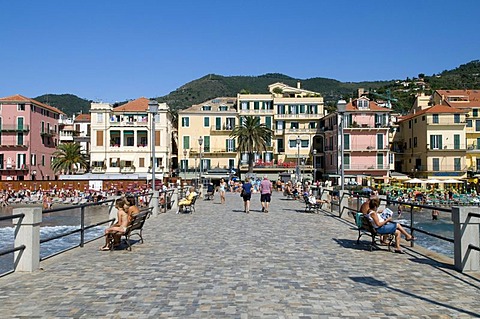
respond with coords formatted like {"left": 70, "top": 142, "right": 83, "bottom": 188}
{"left": 33, "top": 60, "right": 480, "bottom": 116}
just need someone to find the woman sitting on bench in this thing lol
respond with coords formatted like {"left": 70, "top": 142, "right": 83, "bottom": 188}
{"left": 176, "top": 186, "right": 197, "bottom": 214}
{"left": 367, "top": 199, "right": 416, "bottom": 254}
{"left": 100, "top": 198, "right": 129, "bottom": 251}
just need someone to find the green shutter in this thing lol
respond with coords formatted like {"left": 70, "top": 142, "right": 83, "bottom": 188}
{"left": 216, "top": 117, "right": 221, "bottom": 130}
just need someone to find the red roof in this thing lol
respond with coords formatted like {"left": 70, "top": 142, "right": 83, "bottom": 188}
{"left": 399, "top": 104, "right": 467, "bottom": 122}
{"left": 0, "top": 94, "right": 65, "bottom": 114}
{"left": 346, "top": 98, "right": 391, "bottom": 112}
{"left": 113, "top": 97, "right": 150, "bottom": 112}
{"left": 436, "top": 89, "right": 480, "bottom": 108}
{"left": 75, "top": 113, "right": 91, "bottom": 122}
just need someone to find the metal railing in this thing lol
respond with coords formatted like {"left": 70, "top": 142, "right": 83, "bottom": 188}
{"left": 0, "top": 213, "right": 27, "bottom": 277}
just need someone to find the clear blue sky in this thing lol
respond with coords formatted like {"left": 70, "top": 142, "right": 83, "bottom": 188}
{"left": 1, "top": 0, "right": 479, "bottom": 102}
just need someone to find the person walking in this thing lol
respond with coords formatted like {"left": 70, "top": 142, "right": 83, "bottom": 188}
{"left": 260, "top": 175, "right": 272, "bottom": 213}
{"left": 241, "top": 178, "right": 253, "bottom": 213}
{"left": 219, "top": 178, "right": 227, "bottom": 204}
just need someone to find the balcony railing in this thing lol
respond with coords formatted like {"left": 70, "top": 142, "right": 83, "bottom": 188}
{"left": 0, "top": 164, "right": 28, "bottom": 171}
{"left": 91, "top": 167, "right": 107, "bottom": 174}
{"left": 109, "top": 121, "right": 149, "bottom": 127}
{"left": 343, "top": 164, "right": 390, "bottom": 170}
{"left": 0, "top": 125, "right": 30, "bottom": 132}
{"left": 210, "top": 125, "right": 234, "bottom": 134}
{"left": 41, "top": 130, "right": 57, "bottom": 137}
{"left": 0, "top": 144, "right": 29, "bottom": 148}
{"left": 190, "top": 148, "right": 236, "bottom": 155}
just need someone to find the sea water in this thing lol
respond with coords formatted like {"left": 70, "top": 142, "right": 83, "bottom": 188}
{"left": 0, "top": 205, "right": 109, "bottom": 275}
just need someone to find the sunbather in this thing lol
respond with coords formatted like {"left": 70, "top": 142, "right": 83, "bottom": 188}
{"left": 100, "top": 198, "right": 129, "bottom": 251}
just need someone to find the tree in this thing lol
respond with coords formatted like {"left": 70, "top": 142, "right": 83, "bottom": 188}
{"left": 51, "top": 142, "right": 88, "bottom": 174}
{"left": 230, "top": 116, "right": 273, "bottom": 174}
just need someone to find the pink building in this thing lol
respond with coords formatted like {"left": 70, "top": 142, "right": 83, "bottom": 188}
{"left": 322, "top": 97, "right": 392, "bottom": 185}
{"left": 0, "top": 94, "right": 64, "bottom": 181}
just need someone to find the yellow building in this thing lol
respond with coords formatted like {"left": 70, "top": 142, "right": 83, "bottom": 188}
{"left": 432, "top": 90, "right": 480, "bottom": 176}
{"left": 177, "top": 82, "right": 324, "bottom": 180}
{"left": 177, "top": 97, "right": 238, "bottom": 177}
{"left": 394, "top": 104, "right": 468, "bottom": 180}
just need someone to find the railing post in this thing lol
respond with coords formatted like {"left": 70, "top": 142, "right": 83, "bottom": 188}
{"left": 12, "top": 207, "right": 42, "bottom": 272}
{"left": 151, "top": 190, "right": 159, "bottom": 217}
{"left": 339, "top": 190, "right": 349, "bottom": 217}
{"left": 452, "top": 206, "right": 480, "bottom": 272}
{"left": 80, "top": 206, "right": 85, "bottom": 247}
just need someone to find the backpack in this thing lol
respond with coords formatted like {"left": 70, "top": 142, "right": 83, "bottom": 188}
{"left": 355, "top": 212, "right": 364, "bottom": 228}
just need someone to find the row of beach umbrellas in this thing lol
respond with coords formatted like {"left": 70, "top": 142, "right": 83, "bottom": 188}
{"left": 403, "top": 178, "right": 463, "bottom": 184}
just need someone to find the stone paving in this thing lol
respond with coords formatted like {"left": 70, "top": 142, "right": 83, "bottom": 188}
{"left": 0, "top": 191, "right": 479, "bottom": 318}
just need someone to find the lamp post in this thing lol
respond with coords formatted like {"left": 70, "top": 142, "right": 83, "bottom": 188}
{"left": 312, "top": 149, "right": 317, "bottom": 182}
{"left": 198, "top": 137, "right": 203, "bottom": 187}
{"left": 148, "top": 99, "right": 159, "bottom": 217}
{"left": 296, "top": 136, "right": 301, "bottom": 183}
{"left": 183, "top": 149, "right": 187, "bottom": 180}
{"left": 337, "top": 99, "right": 347, "bottom": 192}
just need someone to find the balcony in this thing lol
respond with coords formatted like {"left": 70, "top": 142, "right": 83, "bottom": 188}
{"left": 189, "top": 147, "right": 236, "bottom": 155}
{"left": 210, "top": 125, "right": 234, "bottom": 134}
{"left": 343, "top": 164, "right": 390, "bottom": 171}
{"left": 120, "top": 166, "right": 136, "bottom": 174}
{"left": 0, "top": 164, "right": 28, "bottom": 171}
{"left": 109, "top": 120, "right": 149, "bottom": 127}
{"left": 41, "top": 129, "right": 57, "bottom": 137}
{"left": 91, "top": 166, "right": 107, "bottom": 174}
{"left": 275, "top": 113, "right": 321, "bottom": 120}
{"left": 284, "top": 127, "right": 318, "bottom": 134}
{"left": 0, "top": 125, "right": 30, "bottom": 132}
{"left": 0, "top": 144, "right": 28, "bottom": 149}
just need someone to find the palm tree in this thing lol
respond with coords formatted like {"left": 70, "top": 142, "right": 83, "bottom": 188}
{"left": 230, "top": 116, "right": 273, "bottom": 174}
{"left": 51, "top": 142, "right": 88, "bottom": 174}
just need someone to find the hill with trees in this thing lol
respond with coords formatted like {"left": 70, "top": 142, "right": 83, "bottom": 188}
{"left": 33, "top": 60, "right": 480, "bottom": 116}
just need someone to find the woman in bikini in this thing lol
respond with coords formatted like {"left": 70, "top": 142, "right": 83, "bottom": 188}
{"left": 100, "top": 198, "right": 129, "bottom": 251}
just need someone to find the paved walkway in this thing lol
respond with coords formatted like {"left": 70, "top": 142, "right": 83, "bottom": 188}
{"left": 0, "top": 192, "right": 479, "bottom": 318}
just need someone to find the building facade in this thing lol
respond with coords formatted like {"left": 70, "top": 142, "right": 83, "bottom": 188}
{"left": 322, "top": 97, "right": 392, "bottom": 185}
{"left": 0, "top": 94, "right": 64, "bottom": 181}
{"left": 89, "top": 98, "right": 172, "bottom": 180}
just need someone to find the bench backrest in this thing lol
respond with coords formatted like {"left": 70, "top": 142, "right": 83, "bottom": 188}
{"left": 190, "top": 195, "right": 198, "bottom": 206}
{"left": 126, "top": 210, "right": 150, "bottom": 234}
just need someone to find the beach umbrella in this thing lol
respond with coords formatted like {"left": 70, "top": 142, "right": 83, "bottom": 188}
{"left": 404, "top": 178, "right": 426, "bottom": 184}
{"left": 426, "top": 179, "right": 442, "bottom": 184}
{"left": 444, "top": 179, "right": 462, "bottom": 184}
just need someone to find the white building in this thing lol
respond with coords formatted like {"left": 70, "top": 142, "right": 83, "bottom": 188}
{"left": 89, "top": 98, "right": 172, "bottom": 180}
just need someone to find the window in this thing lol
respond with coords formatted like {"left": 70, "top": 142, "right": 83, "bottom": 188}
{"left": 344, "top": 134, "right": 350, "bottom": 150}
{"left": 215, "top": 117, "right": 221, "bottom": 130}
{"left": 41, "top": 121, "right": 45, "bottom": 133}
{"left": 241, "top": 102, "right": 249, "bottom": 110}
{"left": 377, "top": 134, "right": 384, "bottom": 149}
{"left": 377, "top": 153, "right": 383, "bottom": 168}
{"left": 467, "top": 119, "right": 473, "bottom": 127}
{"left": 454, "top": 158, "right": 461, "bottom": 171}
{"left": 289, "top": 140, "right": 298, "bottom": 148}
{"left": 226, "top": 139, "right": 235, "bottom": 152}
{"left": 344, "top": 154, "right": 350, "bottom": 169}
{"left": 96, "top": 131, "right": 104, "bottom": 146}
{"left": 454, "top": 114, "right": 460, "bottom": 123}
{"left": 289, "top": 105, "right": 298, "bottom": 114}
{"left": 276, "top": 121, "right": 284, "bottom": 130}
{"left": 430, "top": 135, "right": 442, "bottom": 149}
{"left": 254, "top": 101, "right": 259, "bottom": 110}
{"left": 454, "top": 134, "right": 460, "bottom": 149}
{"left": 181, "top": 117, "right": 190, "bottom": 127}
{"left": 277, "top": 138, "right": 284, "bottom": 152}
{"left": 476, "top": 120, "right": 480, "bottom": 132}
{"left": 123, "top": 131, "right": 134, "bottom": 146}
{"left": 17, "top": 133, "right": 23, "bottom": 145}
{"left": 203, "top": 136, "right": 210, "bottom": 152}
{"left": 432, "top": 158, "right": 439, "bottom": 171}
{"left": 42, "top": 155, "right": 45, "bottom": 166}
{"left": 290, "top": 122, "right": 299, "bottom": 129}
{"left": 277, "top": 104, "right": 285, "bottom": 114}
{"left": 96, "top": 113, "right": 103, "bottom": 123}
{"left": 202, "top": 105, "right": 211, "bottom": 111}
{"left": 204, "top": 117, "right": 210, "bottom": 127}
{"left": 18, "top": 104, "right": 25, "bottom": 111}
{"left": 474, "top": 109, "right": 478, "bottom": 117}
{"left": 17, "top": 154, "right": 26, "bottom": 169}
{"left": 433, "top": 114, "right": 439, "bottom": 123}
{"left": 183, "top": 136, "right": 190, "bottom": 149}
{"left": 31, "top": 154, "right": 36, "bottom": 166}
{"left": 301, "top": 140, "right": 309, "bottom": 148}
{"left": 265, "top": 116, "right": 272, "bottom": 129}
{"left": 219, "top": 105, "right": 228, "bottom": 111}
{"left": 413, "top": 137, "right": 417, "bottom": 147}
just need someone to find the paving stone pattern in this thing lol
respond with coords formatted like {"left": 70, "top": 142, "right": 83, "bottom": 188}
{"left": 0, "top": 192, "right": 479, "bottom": 318}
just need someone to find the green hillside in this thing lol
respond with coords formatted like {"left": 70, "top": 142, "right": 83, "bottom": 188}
{"left": 32, "top": 60, "right": 480, "bottom": 116}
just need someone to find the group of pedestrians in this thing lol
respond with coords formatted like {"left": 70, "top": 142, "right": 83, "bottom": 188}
{"left": 240, "top": 175, "right": 272, "bottom": 214}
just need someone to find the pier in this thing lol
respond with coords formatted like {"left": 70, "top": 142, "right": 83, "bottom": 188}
{"left": 0, "top": 192, "right": 479, "bottom": 318}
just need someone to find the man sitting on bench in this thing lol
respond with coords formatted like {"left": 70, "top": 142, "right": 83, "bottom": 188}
{"left": 177, "top": 186, "right": 197, "bottom": 214}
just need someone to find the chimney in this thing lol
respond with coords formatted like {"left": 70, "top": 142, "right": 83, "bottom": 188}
{"left": 297, "top": 81, "right": 301, "bottom": 89}
{"left": 358, "top": 88, "right": 364, "bottom": 98}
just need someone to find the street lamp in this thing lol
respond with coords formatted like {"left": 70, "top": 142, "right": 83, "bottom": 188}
{"left": 148, "top": 99, "right": 159, "bottom": 217}
{"left": 296, "top": 135, "right": 301, "bottom": 183}
{"left": 312, "top": 149, "right": 317, "bottom": 182}
{"left": 337, "top": 99, "right": 347, "bottom": 192}
{"left": 198, "top": 137, "right": 203, "bottom": 187}
{"left": 183, "top": 149, "right": 187, "bottom": 180}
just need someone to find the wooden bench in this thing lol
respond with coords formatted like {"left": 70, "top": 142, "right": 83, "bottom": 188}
{"left": 181, "top": 195, "right": 199, "bottom": 214}
{"left": 108, "top": 207, "right": 153, "bottom": 251}
{"left": 355, "top": 213, "right": 393, "bottom": 251}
